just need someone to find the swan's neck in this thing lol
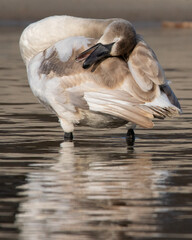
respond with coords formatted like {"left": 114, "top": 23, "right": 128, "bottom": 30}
{"left": 20, "top": 15, "right": 115, "bottom": 65}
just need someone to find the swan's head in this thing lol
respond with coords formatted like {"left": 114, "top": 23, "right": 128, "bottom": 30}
{"left": 76, "top": 20, "right": 137, "bottom": 69}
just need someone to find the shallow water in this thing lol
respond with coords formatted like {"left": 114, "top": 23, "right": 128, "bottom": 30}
{"left": 0, "top": 24, "right": 192, "bottom": 240}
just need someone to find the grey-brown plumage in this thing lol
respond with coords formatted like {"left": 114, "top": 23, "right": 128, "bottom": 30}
{"left": 19, "top": 15, "right": 181, "bottom": 140}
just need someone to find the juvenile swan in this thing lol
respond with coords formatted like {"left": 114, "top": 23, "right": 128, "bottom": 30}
{"left": 19, "top": 15, "right": 181, "bottom": 144}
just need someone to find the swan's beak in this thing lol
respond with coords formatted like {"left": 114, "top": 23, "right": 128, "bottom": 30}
{"left": 76, "top": 43, "right": 114, "bottom": 69}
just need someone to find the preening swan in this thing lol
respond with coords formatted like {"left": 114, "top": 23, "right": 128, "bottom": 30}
{"left": 19, "top": 15, "right": 181, "bottom": 144}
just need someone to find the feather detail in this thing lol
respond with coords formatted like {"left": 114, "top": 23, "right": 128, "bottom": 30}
{"left": 21, "top": 16, "right": 181, "bottom": 134}
{"left": 128, "top": 38, "right": 166, "bottom": 92}
{"left": 84, "top": 91, "right": 154, "bottom": 128}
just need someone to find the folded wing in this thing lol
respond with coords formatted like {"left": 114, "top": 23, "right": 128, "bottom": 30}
{"left": 28, "top": 36, "right": 181, "bottom": 129}
{"left": 128, "top": 37, "right": 166, "bottom": 92}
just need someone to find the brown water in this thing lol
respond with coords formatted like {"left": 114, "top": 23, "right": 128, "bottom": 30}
{"left": 0, "top": 24, "right": 192, "bottom": 240}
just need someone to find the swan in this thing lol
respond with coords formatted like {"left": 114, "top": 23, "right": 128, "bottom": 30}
{"left": 19, "top": 15, "right": 181, "bottom": 144}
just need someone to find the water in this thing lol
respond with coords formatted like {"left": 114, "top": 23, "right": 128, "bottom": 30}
{"left": 0, "top": 24, "right": 192, "bottom": 240}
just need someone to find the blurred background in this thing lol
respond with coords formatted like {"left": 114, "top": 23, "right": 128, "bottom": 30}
{"left": 0, "top": 0, "right": 192, "bottom": 23}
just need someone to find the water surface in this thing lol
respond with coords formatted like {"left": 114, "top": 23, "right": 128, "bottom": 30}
{"left": 0, "top": 24, "right": 192, "bottom": 240}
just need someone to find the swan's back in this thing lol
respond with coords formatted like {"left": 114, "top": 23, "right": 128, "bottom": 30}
{"left": 20, "top": 15, "right": 114, "bottom": 65}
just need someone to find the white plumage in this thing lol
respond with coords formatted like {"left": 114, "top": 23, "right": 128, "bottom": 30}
{"left": 20, "top": 15, "right": 181, "bottom": 141}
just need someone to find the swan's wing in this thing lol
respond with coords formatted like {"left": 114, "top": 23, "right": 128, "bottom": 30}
{"left": 82, "top": 90, "right": 154, "bottom": 128}
{"left": 128, "top": 38, "right": 181, "bottom": 115}
{"left": 28, "top": 37, "right": 156, "bottom": 128}
{"left": 128, "top": 39, "right": 166, "bottom": 92}
{"left": 28, "top": 36, "right": 180, "bottom": 129}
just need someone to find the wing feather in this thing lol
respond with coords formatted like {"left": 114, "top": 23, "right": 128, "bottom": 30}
{"left": 28, "top": 36, "right": 180, "bottom": 130}
{"left": 128, "top": 39, "right": 166, "bottom": 92}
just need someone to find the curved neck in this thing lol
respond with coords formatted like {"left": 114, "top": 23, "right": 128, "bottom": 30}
{"left": 20, "top": 15, "right": 115, "bottom": 65}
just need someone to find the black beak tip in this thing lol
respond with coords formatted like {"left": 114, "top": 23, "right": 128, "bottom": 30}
{"left": 82, "top": 62, "right": 90, "bottom": 69}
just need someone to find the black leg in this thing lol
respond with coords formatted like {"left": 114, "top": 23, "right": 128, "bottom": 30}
{"left": 64, "top": 132, "right": 73, "bottom": 141}
{"left": 126, "top": 129, "right": 135, "bottom": 146}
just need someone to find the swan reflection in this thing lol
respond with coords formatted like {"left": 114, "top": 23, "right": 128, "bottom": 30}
{"left": 17, "top": 141, "right": 169, "bottom": 239}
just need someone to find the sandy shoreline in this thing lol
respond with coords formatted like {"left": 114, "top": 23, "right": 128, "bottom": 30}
{"left": 0, "top": 0, "right": 192, "bottom": 22}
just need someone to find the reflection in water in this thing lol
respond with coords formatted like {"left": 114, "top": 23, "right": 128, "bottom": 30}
{"left": 0, "top": 25, "right": 192, "bottom": 240}
{"left": 16, "top": 140, "right": 192, "bottom": 240}
{"left": 16, "top": 142, "right": 156, "bottom": 240}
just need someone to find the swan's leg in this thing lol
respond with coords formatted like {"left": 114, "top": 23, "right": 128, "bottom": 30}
{"left": 59, "top": 118, "right": 74, "bottom": 141}
{"left": 126, "top": 123, "right": 136, "bottom": 146}
{"left": 64, "top": 132, "right": 73, "bottom": 141}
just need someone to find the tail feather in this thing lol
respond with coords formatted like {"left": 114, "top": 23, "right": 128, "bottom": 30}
{"left": 84, "top": 91, "right": 154, "bottom": 128}
{"left": 160, "top": 84, "right": 182, "bottom": 112}
{"left": 144, "top": 84, "right": 181, "bottom": 119}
